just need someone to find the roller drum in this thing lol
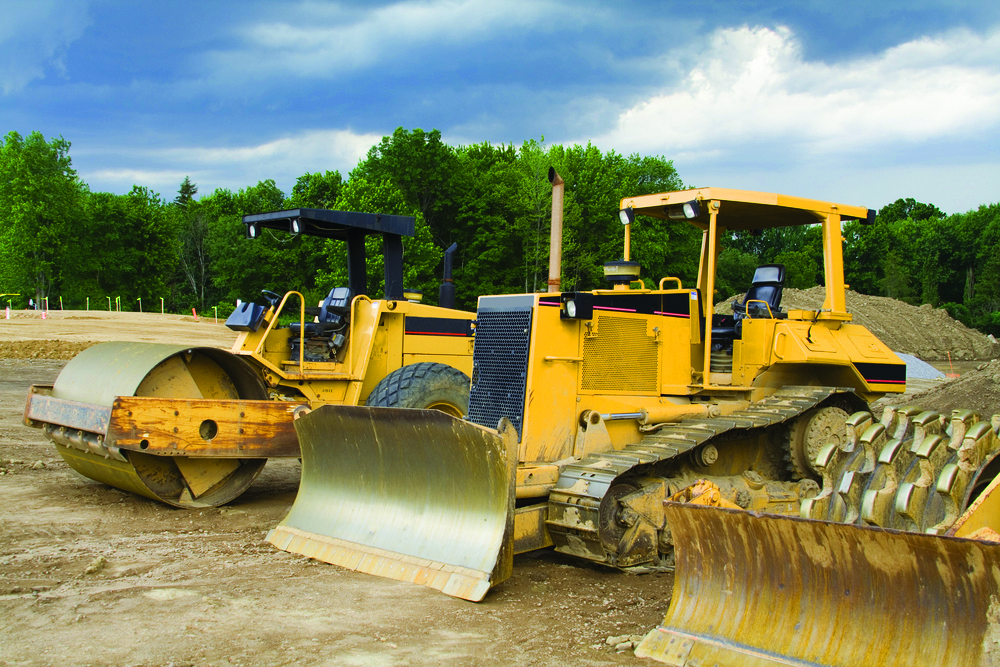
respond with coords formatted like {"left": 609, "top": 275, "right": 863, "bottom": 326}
{"left": 47, "top": 342, "right": 269, "bottom": 507}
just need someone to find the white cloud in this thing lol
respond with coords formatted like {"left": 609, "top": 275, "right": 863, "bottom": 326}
{"left": 79, "top": 128, "right": 382, "bottom": 197}
{"left": 0, "top": 0, "right": 91, "bottom": 94}
{"left": 211, "top": 0, "right": 563, "bottom": 78}
{"left": 586, "top": 25, "right": 1000, "bottom": 159}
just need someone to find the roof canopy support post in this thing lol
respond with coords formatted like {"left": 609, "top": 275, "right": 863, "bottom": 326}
{"left": 702, "top": 200, "right": 721, "bottom": 385}
{"left": 822, "top": 211, "right": 847, "bottom": 314}
{"left": 347, "top": 229, "right": 368, "bottom": 297}
{"left": 382, "top": 234, "right": 405, "bottom": 300}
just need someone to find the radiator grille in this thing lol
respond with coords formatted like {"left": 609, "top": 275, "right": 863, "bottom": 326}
{"left": 581, "top": 315, "right": 659, "bottom": 392}
{"left": 467, "top": 309, "right": 533, "bottom": 439}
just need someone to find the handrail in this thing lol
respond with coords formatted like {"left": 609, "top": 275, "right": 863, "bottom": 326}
{"left": 346, "top": 294, "right": 373, "bottom": 373}
{"left": 659, "top": 277, "right": 683, "bottom": 290}
{"left": 743, "top": 299, "right": 774, "bottom": 319}
{"left": 253, "top": 291, "right": 306, "bottom": 372}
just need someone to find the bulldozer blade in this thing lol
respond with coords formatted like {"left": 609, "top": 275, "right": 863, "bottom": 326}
{"left": 267, "top": 405, "right": 517, "bottom": 601}
{"left": 636, "top": 503, "right": 1000, "bottom": 667}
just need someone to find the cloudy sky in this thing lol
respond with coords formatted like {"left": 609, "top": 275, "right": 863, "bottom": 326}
{"left": 3, "top": 0, "right": 999, "bottom": 214}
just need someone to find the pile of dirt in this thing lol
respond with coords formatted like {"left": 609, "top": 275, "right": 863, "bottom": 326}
{"left": 717, "top": 286, "right": 1000, "bottom": 361}
{"left": 0, "top": 340, "right": 98, "bottom": 360}
{"left": 909, "top": 360, "right": 1000, "bottom": 418}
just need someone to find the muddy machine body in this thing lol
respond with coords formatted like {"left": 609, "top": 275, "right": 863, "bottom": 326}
{"left": 270, "top": 188, "right": 933, "bottom": 596}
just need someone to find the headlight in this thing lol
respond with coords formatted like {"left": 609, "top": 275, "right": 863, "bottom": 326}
{"left": 560, "top": 292, "right": 594, "bottom": 320}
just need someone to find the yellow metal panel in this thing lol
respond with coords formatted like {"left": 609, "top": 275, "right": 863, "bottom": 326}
{"left": 520, "top": 298, "right": 586, "bottom": 463}
{"left": 513, "top": 504, "right": 553, "bottom": 553}
{"left": 402, "top": 335, "right": 473, "bottom": 359}
{"left": 658, "top": 308, "right": 695, "bottom": 390}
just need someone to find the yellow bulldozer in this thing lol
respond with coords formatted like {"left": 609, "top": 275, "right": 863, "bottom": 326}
{"left": 266, "top": 188, "right": 1000, "bottom": 617}
{"left": 23, "top": 208, "right": 475, "bottom": 508}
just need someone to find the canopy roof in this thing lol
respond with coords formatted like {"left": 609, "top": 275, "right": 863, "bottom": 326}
{"left": 620, "top": 188, "right": 873, "bottom": 231}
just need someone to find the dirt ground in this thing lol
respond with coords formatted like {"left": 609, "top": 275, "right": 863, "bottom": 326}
{"left": 0, "top": 312, "right": 672, "bottom": 667}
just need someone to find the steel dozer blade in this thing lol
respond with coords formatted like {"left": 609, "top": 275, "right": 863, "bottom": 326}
{"left": 636, "top": 503, "right": 1000, "bottom": 667}
{"left": 25, "top": 342, "right": 273, "bottom": 507}
{"left": 267, "top": 405, "right": 517, "bottom": 601}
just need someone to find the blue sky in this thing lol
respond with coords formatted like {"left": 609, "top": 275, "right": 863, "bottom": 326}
{"left": 3, "top": 0, "right": 999, "bottom": 214}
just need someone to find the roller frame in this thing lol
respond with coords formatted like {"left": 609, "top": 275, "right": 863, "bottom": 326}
{"left": 25, "top": 386, "right": 303, "bottom": 458}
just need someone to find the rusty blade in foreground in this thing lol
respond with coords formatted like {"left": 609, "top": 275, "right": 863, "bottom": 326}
{"left": 636, "top": 503, "right": 1000, "bottom": 667}
{"left": 267, "top": 405, "right": 517, "bottom": 601}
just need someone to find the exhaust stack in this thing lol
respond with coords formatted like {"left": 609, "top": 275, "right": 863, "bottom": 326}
{"left": 547, "top": 168, "right": 563, "bottom": 293}
{"left": 438, "top": 242, "right": 457, "bottom": 309}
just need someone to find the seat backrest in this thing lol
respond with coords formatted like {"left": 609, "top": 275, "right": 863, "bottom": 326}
{"left": 735, "top": 264, "right": 785, "bottom": 319}
{"left": 318, "top": 287, "right": 352, "bottom": 322}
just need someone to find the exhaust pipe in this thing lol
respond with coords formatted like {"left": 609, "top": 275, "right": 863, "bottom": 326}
{"left": 548, "top": 168, "right": 563, "bottom": 293}
{"left": 438, "top": 242, "right": 457, "bottom": 309}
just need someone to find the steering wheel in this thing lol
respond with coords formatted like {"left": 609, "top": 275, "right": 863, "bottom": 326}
{"left": 261, "top": 290, "right": 282, "bottom": 307}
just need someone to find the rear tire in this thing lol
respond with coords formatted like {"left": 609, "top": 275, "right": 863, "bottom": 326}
{"left": 366, "top": 363, "right": 470, "bottom": 417}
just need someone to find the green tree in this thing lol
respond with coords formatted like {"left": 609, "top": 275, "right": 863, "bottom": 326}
{"left": 715, "top": 248, "right": 758, "bottom": 301}
{"left": 773, "top": 249, "right": 820, "bottom": 290}
{"left": 288, "top": 170, "right": 343, "bottom": 209}
{"left": 173, "top": 176, "right": 198, "bottom": 210}
{"left": 878, "top": 197, "right": 944, "bottom": 224}
{"left": 880, "top": 250, "right": 916, "bottom": 302}
{"left": 77, "top": 187, "right": 179, "bottom": 308}
{"left": 0, "top": 131, "right": 85, "bottom": 303}
{"left": 318, "top": 175, "right": 443, "bottom": 300}
{"left": 355, "top": 128, "right": 461, "bottom": 244}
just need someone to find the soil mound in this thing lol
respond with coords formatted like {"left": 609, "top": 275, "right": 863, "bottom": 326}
{"left": 717, "top": 286, "right": 1000, "bottom": 361}
{"left": 909, "top": 360, "right": 1000, "bottom": 418}
{"left": 0, "top": 340, "right": 99, "bottom": 360}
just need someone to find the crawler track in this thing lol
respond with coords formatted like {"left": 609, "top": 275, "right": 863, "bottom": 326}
{"left": 545, "top": 386, "right": 853, "bottom": 566}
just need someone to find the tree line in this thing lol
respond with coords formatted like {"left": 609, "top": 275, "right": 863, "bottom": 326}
{"left": 2, "top": 129, "right": 999, "bottom": 334}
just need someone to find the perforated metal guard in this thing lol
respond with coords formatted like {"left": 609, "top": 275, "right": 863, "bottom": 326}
{"left": 582, "top": 315, "right": 658, "bottom": 392}
{"left": 467, "top": 309, "right": 533, "bottom": 439}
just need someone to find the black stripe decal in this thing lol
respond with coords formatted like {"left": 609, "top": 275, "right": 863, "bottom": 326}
{"left": 405, "top": 317, "right": 474, "bottom": 337}
{"left": 538, "top": 292, "right": 694, "bottom": 317}
{"left": 854, "top": 362, "right": 906, "bottom": 385}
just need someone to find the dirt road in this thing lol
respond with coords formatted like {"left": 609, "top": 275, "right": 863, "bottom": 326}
{"left": 0, "top": 313, "right": 671, "bottom": 667}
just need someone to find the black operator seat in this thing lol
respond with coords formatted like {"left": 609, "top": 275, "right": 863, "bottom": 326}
{"left": 712, "top": 263, "right": 786, "bottom": 344}
{"left": 732, "top": 264, "right": 785, "bottom": 325}
{"left": 290, "top": 287, "right": 353, "bottom": 337}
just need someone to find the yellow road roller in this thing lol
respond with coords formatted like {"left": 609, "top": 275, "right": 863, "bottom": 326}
{"left": 24, "top": 208, "right": 474, "bottom": 508}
